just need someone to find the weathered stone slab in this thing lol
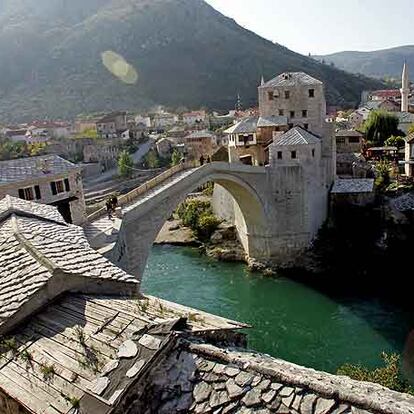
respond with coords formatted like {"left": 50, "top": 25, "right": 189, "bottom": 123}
{"left": 225, "top": 378, "right": 246, "bottom": 399}
{"left": 301, "top": 394, "right": 317, "bottom": 414}
{"left": 126, "top": 360, "right": 146, "bottom": 378}
{"left": 194, "top": 382, "right": 213, "bottom": 403}
{"left": 242, "top": 388, "right": 262, "bottom": 407}
{"left": 209, "top": 390, "right": 229, "bottom": 408}
{"left": 261, "top": 389, "right": 276, "bottom": 404}
{"left": 117, "top": 340, "right": 138, "bottom": 358}
{"left": 89, "top": 376, "right": 110, "bottom": 395}
{"left": 315, "top": 397, "right": 336, "bottom": 414}
{"left": 138, "top": 334, "right": 161, "bottom": 350}
{"left": 235, "top": 371, "right": 254, "bottom": 387}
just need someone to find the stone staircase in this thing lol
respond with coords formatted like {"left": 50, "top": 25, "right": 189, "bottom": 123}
{"left": 83, "top": 166, "right": 199, "bottom": 251}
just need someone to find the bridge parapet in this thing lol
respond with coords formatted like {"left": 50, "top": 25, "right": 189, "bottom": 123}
{"left": 87, "top": 161, "right": 197, "bottom": 222}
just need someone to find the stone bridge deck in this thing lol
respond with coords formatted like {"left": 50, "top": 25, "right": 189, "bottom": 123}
{"left": 83, "top": 164, "right": 200, "bottom": 252}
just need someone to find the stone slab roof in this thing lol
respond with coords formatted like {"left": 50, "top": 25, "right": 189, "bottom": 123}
{"left": 136, "top": 339, "right": 414, "bottom": 414}
{"left": 391, "top": 192, "right": 414, "bottom": 212}
{"left": 273, "top": 127, "right": 320, "bottom": 146}
{"left": 261, "top": 72, "right": 323, "bottom": 88}
{"left": 224, "top": 117, "right": 258, "bottom": 134}
{"left": 406, "top": 133, "right": 414, "bottom": 143}
{"left": 331, "top": 179, "right": 375, "bottom": 194}
{"left": 0, "top": 154, "right": 79, "bottom": 185}
{"left": 335, "top": 129, "right": 364, "bottom": 137}
{"left": 257, "top": 115, "right": 288, "bottom": 128}
{"left": 0, "top": 293, "right": 246, "bottom": 414}
{"left": 0, "top": 196, "right": 138, "bottom": 334}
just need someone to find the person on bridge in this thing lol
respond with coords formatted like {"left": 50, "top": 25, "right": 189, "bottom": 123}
{"left": 106, "top": 199, "right": 113, "bottom": 220}
{"left": 206, "top": 156, "right": 211, "bottom": 164}
{"left": 199, "top": 155, "right": 205, "bottom": 166}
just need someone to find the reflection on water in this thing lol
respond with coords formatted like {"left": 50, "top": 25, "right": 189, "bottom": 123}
{"left": 142, "top": 245, "right": 413, "bottom": 373}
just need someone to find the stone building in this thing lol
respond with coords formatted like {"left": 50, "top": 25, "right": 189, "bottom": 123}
{"left": 183, "top": 130, "right": 216, "bottom": 160}
{"left": 96, "top": 112, "right": 127, "bottom": 139}
{"left": 83, "top": 138, "right": 122, "bottom": 171}
{"left": 405, "top": 132, "right": 414, "bottom": 176}
{"left": 258, "top": 72, "right": 327, "bottom": 136}
{"left": 1, "top": 196, "right": 413, "bottom": 414}
{"left": 225, "top": 116, "right": 288, "bottom": 165}
{"left": 0, "top": 155, "right": 86, "bottom": 224}
{"left": 335, "top": 130, "right": 364, "bottom": 153}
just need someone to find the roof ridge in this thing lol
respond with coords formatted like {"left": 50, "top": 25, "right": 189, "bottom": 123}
{"left": 10, "top": 213, "right": 59, "bottom": 275}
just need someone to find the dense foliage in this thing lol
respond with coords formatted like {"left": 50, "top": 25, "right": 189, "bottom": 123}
{"left": 177, "top": 199, "right": 221, "bottom": 241}
{"left": 337, "top": 353, "right": 414, "bottom": 395}
{"left": 170, "top": 149, "right": 182, "bottom": 166}
{"left": 144, "top": 150, "right": 160, "bottom": 169}
{"left": 0, "top": 139, "right": 47, "bottom": 160}
{"left": 384, "top": 135, "right": 406, "bottom": 148}
{"left": 364, "top": 111, "right": 403, "bottom": 145}
{"left": 0, "top": 0, "right": 384, "bottom": 122}
{"left": 118, "top": 150, "right": 134, "bottom": 177}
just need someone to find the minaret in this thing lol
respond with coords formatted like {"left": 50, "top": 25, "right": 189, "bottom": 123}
{"left": 260, "top": 75, "right": 265, "bottom": 86}
{"left": 401, "top": 62, "right": 409, "bottom": 112}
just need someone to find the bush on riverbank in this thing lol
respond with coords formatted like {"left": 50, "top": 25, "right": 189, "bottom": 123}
{"left": 177, "top": 199, "right": 221, "bottom": 241}
{"left": 337, "top": 353, "right": 414, "bottom": 395}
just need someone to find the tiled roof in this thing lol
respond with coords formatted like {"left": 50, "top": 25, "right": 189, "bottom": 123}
{"left": 398, "top": 111, "right": 414, "bottom": 123}
{"left": 331, "top": 179, "right": 375, "bottom": 194}
{"left": 406, "top": 133, "right": 414, "bottom": 143}
{"left": 257, "top": 115, "right": 288, "bottom": 127}
{"left": 273, "top": 127, "right": 320, "bottom": 146}
{"left": 0, "top": 154, "right": 79, "bottom": 185}
{"left": 0, "top": 196, "right": 137, "bottom": 334}
{"left": 224, "top": 117, "right": 258, "bottom": 134}
{"left": 97, "top": 111, "right": 126, "bottom": 123}
{"left": 185, "top": 130, "right": 216, "bottom": 140}
{"left": 335, "top": 129, "right": 364, "bottom": 137}
{"left": 261, "top": 72, "right": 322, "bottom": 88}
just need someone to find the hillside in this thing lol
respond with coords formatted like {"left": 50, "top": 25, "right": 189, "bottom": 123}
{"left": 315, "top": 45, "right": 414, "bottom": 79}
{"left": 0, "top": 0, "right": 384, "bottom": 122}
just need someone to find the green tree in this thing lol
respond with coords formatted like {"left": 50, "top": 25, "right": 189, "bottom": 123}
{"left": 408, "top": 124, "right": 414, "bottom": 135}
{"left": 118, "top": 150, "right": 133, "bottom": 177}
{"left": 170, "top": 149, "right": 182, "bottom": 166}
{"left": 364, "top": 111, "right": 402, "bottom": 145}
{"left": 337, "top": 353, "right": 413, "bottom": 395}
{"left": 145, "top": 150, "right": 160, "bottom": 169}
{"left": 384, "top": 135, "right": 406, "bottom": 149}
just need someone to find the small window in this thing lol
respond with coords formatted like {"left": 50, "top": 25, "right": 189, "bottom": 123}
{"left": 349, "top": 137, "right": 361, "bottom": 144}
{"left": 268, "top": 91, "right": 274, "bottom": 101}
{"left": 336, "top": 137, "right": 346, "bottom": 144}
{"left": 34, "top": 185, "right": 41, "bottom": 200}
{"left": 291, "top": 151, "right": 297, "bottom": 159}
{"left": 284, "top": 90, "right": 290, "bottom": 99}
{"left": 304, "top": 123, "right": 309, "bottom": 130}
{"left": 51, "top": 180, "right": 66, "bottom": 195}
{"left": 288, "top": 123, "right": 293, "bottom": 129}
{"left": 312, "top": 149, "right": 315, "bottom": 157}
{"left": 277, "top": 151, "right": 283, "bottom": 160}
{"left": 302, "top": 110, "right": 308, "bottom": 118}
{"left": 279, "top": 109, "right": 284, "bottom": 116}
{"left": 64, "top": 178, "right": 70, "bottom": 192}
{"left": 290, "top": 111, "right": 295, "bottom": 118}
{"left": 309, "top": 89, "right": 315, "bottom": 98}
{"left": 18, "top": 187, "right": 34, "bottom": 201}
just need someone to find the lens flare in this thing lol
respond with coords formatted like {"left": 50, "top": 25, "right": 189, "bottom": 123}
{"left": 101, "top": 50, "right": 138, "bottom": 84}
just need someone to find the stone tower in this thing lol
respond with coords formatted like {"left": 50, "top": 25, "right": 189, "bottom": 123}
{"left": 401, "top": 62, "right": 409, "bottom": 113}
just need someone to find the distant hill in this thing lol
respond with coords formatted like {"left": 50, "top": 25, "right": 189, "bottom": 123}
{"left": 314, "top": 45, "right": 414, "bottom": 80}
{"left": 0, "top": 0, "right": 384, "bottom": 122}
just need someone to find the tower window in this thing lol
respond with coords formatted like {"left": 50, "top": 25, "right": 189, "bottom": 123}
{"left": 284, "top": 90, "right": 290, "bottom": 99}
{"left": 309, "top": 89, "right": 315, "bottom": 98}
{"left": 290, "top": 111, "right": 295, "bottom": 118}
{"left": 312, "top": 149, "right": 315, "bottom": 157}
{"left": 279, "top": 109, "right": 284, "bottom": 116}
{"left": 302, "top": 110, "right": 308, "bottom": 118}
{"left": 268, "top": 91, "right": 274, "bottom": 101}
{"left": 304, "top": 123, "right": 309, "bottom": 130}
{"left": 291, "top": 150, "right": 297, "bottom": 159}
{"left": 277, "top": 151, "right": 283, "bottom": 160}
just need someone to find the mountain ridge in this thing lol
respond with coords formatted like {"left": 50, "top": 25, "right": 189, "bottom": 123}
{"left": 0, "top": 0, "right": 384, "bottom": 122}
{"left": 315, "top": 45, "right": 414, "bottom": 79}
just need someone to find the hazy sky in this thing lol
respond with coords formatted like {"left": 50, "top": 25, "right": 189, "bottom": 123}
{"left": 206, "top": 0, "right": 413, "bottom": 55}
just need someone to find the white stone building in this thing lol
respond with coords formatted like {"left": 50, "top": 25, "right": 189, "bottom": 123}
{"left": 0, "top": 154, "right": 86, "bottom": 225}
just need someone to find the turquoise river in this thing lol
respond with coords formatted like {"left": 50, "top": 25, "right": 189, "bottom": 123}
{"left": 142, "top": 245, "right": 414, "bottom": 374}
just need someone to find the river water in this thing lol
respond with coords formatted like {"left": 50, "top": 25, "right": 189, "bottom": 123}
{"left": 142, "top": 245, "right": 413, "bottom": 374}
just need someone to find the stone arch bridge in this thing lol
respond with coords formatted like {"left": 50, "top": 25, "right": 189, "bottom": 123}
{"left": 84, "top": 161, "right": 328, "bottom": 279}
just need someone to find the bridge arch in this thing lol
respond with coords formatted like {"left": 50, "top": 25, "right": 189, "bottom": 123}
{"left": 111, "top": 164, "right": 269, "bottom": 279}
